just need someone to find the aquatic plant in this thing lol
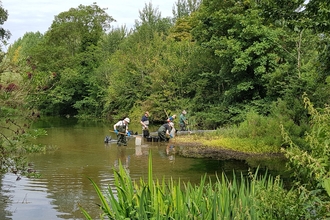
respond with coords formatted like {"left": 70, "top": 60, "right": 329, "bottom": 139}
{"left": 80, "top": 153, "right": 307, "bottom": 219}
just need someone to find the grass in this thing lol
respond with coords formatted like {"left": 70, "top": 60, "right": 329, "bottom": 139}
{"left": 172, "top": 111, "right": 284, "bottom": 154}
{"left": 173, "top": 133, "right": 281, "bottom": 154}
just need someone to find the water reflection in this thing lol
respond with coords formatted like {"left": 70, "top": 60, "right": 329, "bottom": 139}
{"left": 0, "top": 173, "right": 66, "bottom": 219}
{"left": 0, "top": 175, "right": 14, "bottom": 220}
{"left": 114, "top": 146, "right": 130, "bottom": 170}
{"left": 0, "top": 117, "right": 287, "bottom": 219}
{"left": 166, "top": 144, "right": 176, "bottom": 163}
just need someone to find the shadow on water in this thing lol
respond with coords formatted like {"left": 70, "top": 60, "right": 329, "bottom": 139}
{"left": 0, "top": 117, "right": 289, "bottom": 219}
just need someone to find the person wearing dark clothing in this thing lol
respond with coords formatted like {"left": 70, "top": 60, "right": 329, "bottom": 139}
{"left": 140, "top": 111, "right": 150, "bottom": 137}
{"left": 113, "top": 118, "right": 130, "bottom": 146}
{"left": 158, "top": 122, "right": 173, "bottom": 142}
{"left": 179, "top": 110, "right": 188, "bottom": 131}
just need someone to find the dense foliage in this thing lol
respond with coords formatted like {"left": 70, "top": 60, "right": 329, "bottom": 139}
{"left": 0, "top": 1, "right": 48, "bottom": 177}
{"left": 2, "top": 0, "right": 330, "bottom": 218}
{"left": 0, "top": 53, "right": 47, "bottom": 177}
{"left": 0, "top": 1, "right": 322, "bottom": 126}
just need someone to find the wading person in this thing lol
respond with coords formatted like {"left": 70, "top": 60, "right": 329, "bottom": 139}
{"left": 140, "top": 111, "right": 150, "bottom": 137}
{"left": 179, "top": 110, "right": 188, "bottom": 131}
{"left": 158, "top": 121, "right": 174, "bottom": 142}
{"left": 113, "top": 117, "right": 130, "bottom": 146}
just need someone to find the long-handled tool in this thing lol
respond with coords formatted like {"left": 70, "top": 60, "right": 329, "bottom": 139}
{"left": 109, "top": 130, "right": 129, "bottom": 135}
{"left": 164, "top": 109, "right": 169, "bottom": 119}
{"left": 109, "top": 130, "right": 138, "bottom": 137}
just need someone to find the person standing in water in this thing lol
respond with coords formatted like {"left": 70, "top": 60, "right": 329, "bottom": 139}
{"left": 140, "top": 111, "right": 150, "bottom": 137}
{"left": 113, "top": 117, "right": 130, "bottom": 146}
{"left": 158, "top": 121, "right": 174, "bottom": 142}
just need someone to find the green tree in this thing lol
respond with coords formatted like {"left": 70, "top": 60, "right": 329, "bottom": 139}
{"left": 102, "top": 3, "right": 175, "bottom": 120}
{"left": 304, "top": 0, "right": 330, "bottom": 32}
{"left": 99, "top": 26, "right": 128, "bottom": 55}
{"left": 31, "top": 3, "right": 114, "bottom": 72}
{"left": 188, "top": 0, "right": 288, "bottom": 125}
{"left": 134, "top": 2, "right": 172, "bottom": 41}
{"left": 172, "top": 0, "right": 201, "bottom": 20}
{"left": 73, "top": 27, "right": 128, "bottom": 118}
{"left": 0, "top": 1, "right": 10, "bottom": 51}
{"left": 6, "top": 32, "right": 43, "bottom": 68}
{"left": 28, "top": 3, "right": 115, "bottom": 116}
{"left": 183, "top": 0, "right": 325, "bottom": 129}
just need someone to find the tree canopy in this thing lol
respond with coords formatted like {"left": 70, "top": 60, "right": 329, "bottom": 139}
{"left": 2, "top": 0, "right": 330, "bottom": 127}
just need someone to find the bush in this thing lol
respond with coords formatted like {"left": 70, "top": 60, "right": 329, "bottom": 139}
{"left": 217, "top": 110, "right": 283, "bottom": 148}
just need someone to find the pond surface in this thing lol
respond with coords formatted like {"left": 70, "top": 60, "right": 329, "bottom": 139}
{"left": 0, "top": 117, "right": 287, "bottom": 219}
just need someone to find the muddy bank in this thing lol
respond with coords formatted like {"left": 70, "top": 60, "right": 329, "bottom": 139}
{"left": 175, "top": 142, "right": 284, "bottom": 160}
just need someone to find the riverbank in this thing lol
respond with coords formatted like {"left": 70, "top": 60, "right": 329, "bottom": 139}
{"left": 170, "top": 133, "right": 284, "bottom": 160}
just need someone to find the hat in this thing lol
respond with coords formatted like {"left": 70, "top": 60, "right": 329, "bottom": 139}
{"left": 124, "top": 118, "right": 130, "bottom": 123}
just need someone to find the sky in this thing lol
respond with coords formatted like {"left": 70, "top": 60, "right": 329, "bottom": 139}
{"left": 1, "top": 0, "right": 175, "bottom": 49}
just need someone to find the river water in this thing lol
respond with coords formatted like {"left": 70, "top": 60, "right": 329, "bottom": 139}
{"left": 0, "top": 117, "right": 287, "bottom": 219}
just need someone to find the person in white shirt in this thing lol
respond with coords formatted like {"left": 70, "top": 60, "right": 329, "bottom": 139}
{"left": 113, "top": 117, "right": 130, "bottom": 146}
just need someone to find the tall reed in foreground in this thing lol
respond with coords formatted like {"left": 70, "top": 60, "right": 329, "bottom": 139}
{"left": 80, "top": 153, "right": 305, "bottom": 219}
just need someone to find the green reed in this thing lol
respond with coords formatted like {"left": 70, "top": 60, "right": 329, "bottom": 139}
{"left": 80, "top": 153, "right": 301, "bottom": 220}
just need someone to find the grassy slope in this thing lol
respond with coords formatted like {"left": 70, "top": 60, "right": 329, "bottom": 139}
{"left": 172, "top": 134, "right": 281, "bottom": 154}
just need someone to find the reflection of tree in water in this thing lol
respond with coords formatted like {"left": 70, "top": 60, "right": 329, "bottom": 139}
{"left": 0, "top": 175, "right": 13, "bottom": 220}
{"left": 36, "top": 149, "right": 118, "bottom": 219}
{"left": 46, "top": 166, "right": 106, "bottom": 219}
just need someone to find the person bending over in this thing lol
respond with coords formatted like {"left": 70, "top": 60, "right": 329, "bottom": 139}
{"left": 158, "top": 121, "right": 174, "bottom": 142}
{"left": 114, "top": 117, "right": 130, "bottom": 146}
